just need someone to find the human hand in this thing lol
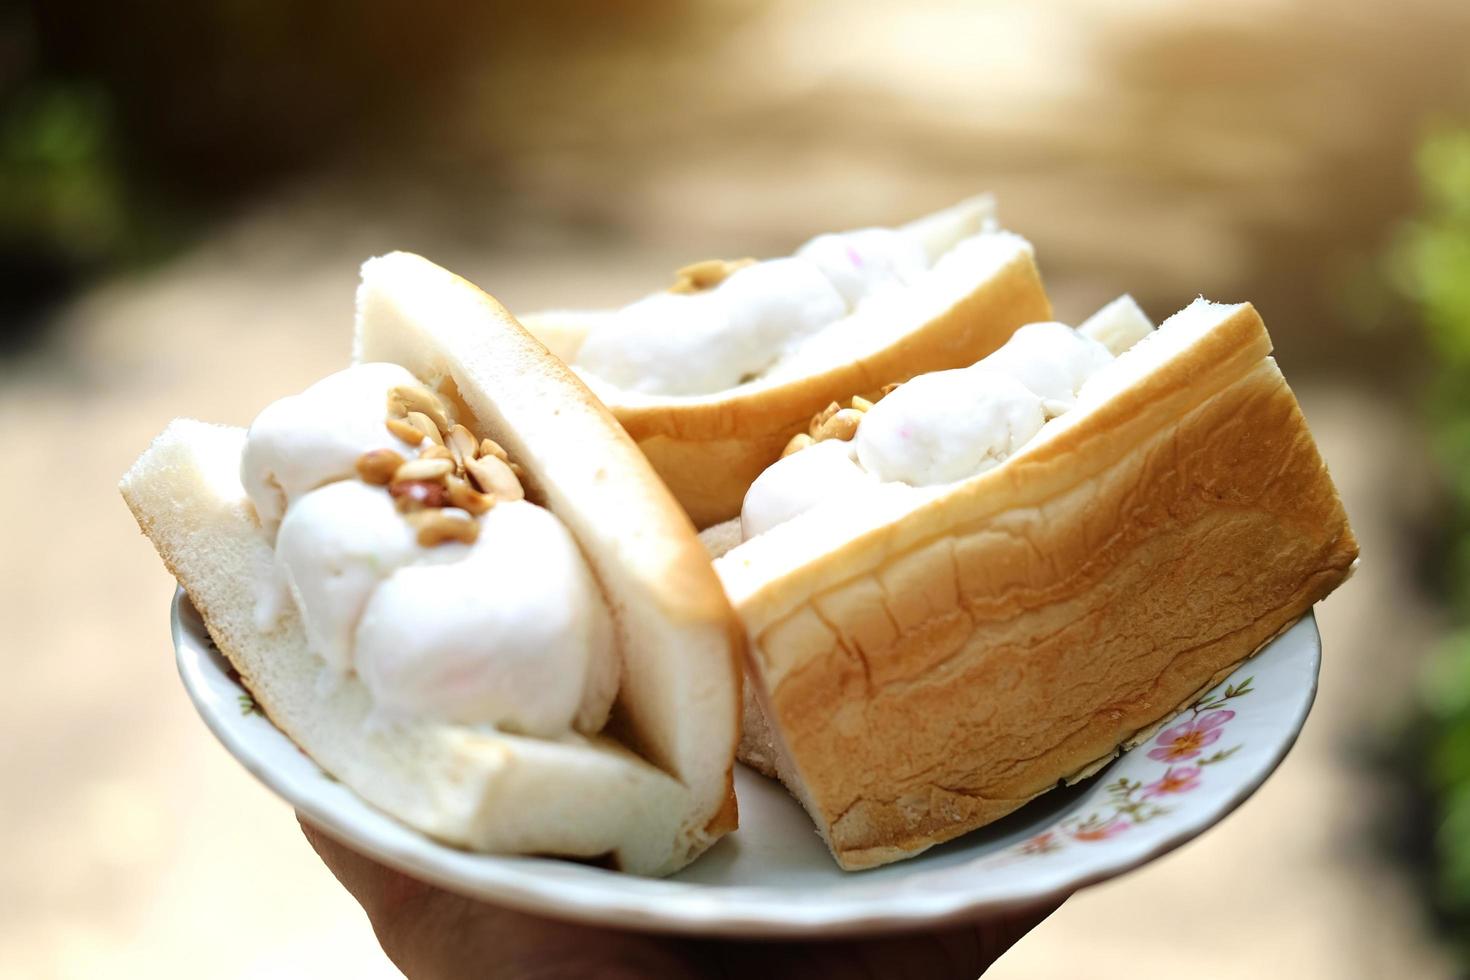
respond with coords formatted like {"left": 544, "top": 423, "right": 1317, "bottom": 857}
{"left": 301, "top": 815, "right": 1064, "bottom": 980}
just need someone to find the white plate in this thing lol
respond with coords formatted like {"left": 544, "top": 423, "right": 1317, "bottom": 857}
{"left": 173, "top": 591, "right": 1320, "bottom": 938}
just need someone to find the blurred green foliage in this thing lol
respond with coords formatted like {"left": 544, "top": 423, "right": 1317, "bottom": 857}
{"left": 0, "top": 0, "right": 681, "bottom": 347}
{"left": 1392, "top": 126, "right": 1470, "bottom": 959}
{"left": 1394, "top": 131, "right": 1470, "bottom": 523}
{"left": 0, "top": 83, "right": 126, "bottom": 265}
{"left": 0, "top": 78, "right": 146, "bottom": 350}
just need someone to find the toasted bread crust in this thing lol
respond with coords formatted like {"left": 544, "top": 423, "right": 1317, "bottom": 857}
{"left": 717, "top": 304, "right": 1357, "bottom": 869}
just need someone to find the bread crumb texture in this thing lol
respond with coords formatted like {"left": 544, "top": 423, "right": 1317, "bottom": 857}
{"left": 755, "top": 361, "right": 1357, "bottom": 869}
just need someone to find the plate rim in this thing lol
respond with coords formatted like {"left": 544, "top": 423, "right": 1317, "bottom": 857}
{"left": 172, "top": 589, "right": 1320, "bottom": 937}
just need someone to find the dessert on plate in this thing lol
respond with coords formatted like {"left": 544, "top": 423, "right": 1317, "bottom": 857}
{"left": 122, "top": 253, "right": 743, "bottom": 875}
{"left": 705, "top": 296, "right": 1357, "bottom": 870}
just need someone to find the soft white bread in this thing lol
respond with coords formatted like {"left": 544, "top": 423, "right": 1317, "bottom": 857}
{"left": 124, "top": 421, "right": 698, "bottom": 872}
{"left": 522, "top": 198, "right": 1052, "bottom": 528}
{"left": 712, "top": 300, "right": 1358, "bottom": 870}
{"left": 122, "top": 254, "right": 742, "bottom": 875}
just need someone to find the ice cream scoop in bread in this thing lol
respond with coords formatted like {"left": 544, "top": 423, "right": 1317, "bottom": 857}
{"left": 708, "top": 297, "right": 1357, "bottom": 870}
{"left": 520, "top": 196, "right": 1053, "bottom": 528}
{"left": 121, "top": 253, "right": 742, "bottom": 875}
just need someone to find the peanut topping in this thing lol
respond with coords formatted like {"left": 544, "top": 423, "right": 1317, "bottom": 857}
{"left": 445, "top": 474, "right": 495, "bottom": 515}
{"left": 814, "top": 407, "right": 863, "bottom": 443}
{"left": 808, "top": 402, "right": 841, "bottom": 437}
{"left": 447, "top": 424, "right": 479, "bottom": 466}
{"left": 356, "top": 448, "right": 406, "bottom": 485}
{"left": 389, "top": 479, "right": 450, "bottom": 511}
{"left": 394, "top": 457, "right": 455, "bottom": 482}
{"left": 407, "top": 509, "right": 480, "bottom": 547}
{"left": 466, "top": 454, "right": 525, "bottom": 502}
{"left": 405, "top": 411, "right": 444, "bottom": 446}
{"left": 781, "top": 433, "right": 815, "bottom": 458}
{"left": 786, "top": 390, "right": 893, "bottom": 457}
{"left": 357, "top": 379, "right": 534, "bottom": 543}
{"left": 386, "top": 417, "right": 425, "bottom": 445}
{"left": 388, "top": 385, "right": 451, "bottom": 432}
{"left": 669, "top": 257, "right": 757, "bottom": 294}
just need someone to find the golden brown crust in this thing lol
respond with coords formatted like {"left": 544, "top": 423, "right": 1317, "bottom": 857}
{"left": 702, "top": 771, "right": 741, "bottom": 838}
{"left": 720, "top": 304, "right": 1357, "bottom": 869}
{"left": 544, "top": 250, "right": 1051, "bottom": 528}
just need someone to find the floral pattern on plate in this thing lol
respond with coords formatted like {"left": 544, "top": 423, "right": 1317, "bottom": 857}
{"left": 1005, "top": 677, "right": 1256, "bottom": 861}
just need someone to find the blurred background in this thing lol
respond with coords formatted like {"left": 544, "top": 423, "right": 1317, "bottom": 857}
{"left": 5, "top": 0, "right": 1470, "bottom": 976}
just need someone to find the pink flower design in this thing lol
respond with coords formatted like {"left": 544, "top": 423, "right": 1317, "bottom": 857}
{"left": 1148, "top": 710, "right": 1234, "bottom": 762}
{"left": 1071, "top": 816, "right": 1129, "bottom": 842}
{"left": 1019, "top": 831, "right": 1061, "bottom": 855}
{"left": 1142, "top": 765, "right": 1202, "bottom": 799}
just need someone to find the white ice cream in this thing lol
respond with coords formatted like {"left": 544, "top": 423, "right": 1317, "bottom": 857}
{"left": 241, "top": 362, "right": 424, "bottom": 535}
{"left": 854, "top": 369, "right": 1046, "bottom": 486}
{"left": 355, "top": 501, "right": 618, "bottom": 737}
{"left": 273, "top": 480, "right": 448, "bottom": 674}
{"left": 573, "top": 221, "right": 975, "bottom": 396}
{"left": 979, "top": 322, "right": 1114, "bottom": 417}
{"left": 853, "top": 320, "right": 1127, "bottom": 485}
{"left": 794, "top": 228, "right": 928, "bottom": 307}
{"left": 574, "top": 258, "right": 845, "bottom": 395}
{"left": 741, "top": 296, "right": 1157, "bottom": 532}
{"left": 741, "top": 438, "right": 874, "bottom": 539}
{"left": 245, "top": 365, "right": 620, "bottom": 737}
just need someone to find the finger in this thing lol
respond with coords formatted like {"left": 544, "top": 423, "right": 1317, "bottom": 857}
{"left": 703, "top": 895, "right": 1067, "bottom": 980}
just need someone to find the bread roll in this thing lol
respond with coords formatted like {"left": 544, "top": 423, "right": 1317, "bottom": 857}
{"left": 713, "top": 299, "right": 1357, "bottom": 870}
